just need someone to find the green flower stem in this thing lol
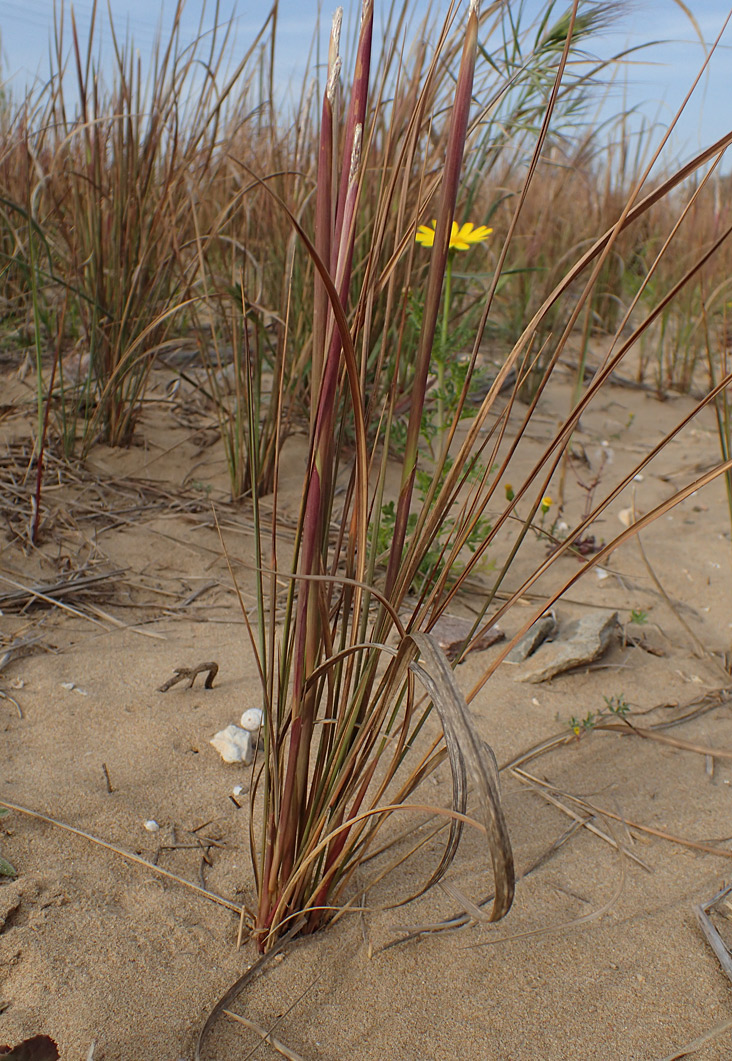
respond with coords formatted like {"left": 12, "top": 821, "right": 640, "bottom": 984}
{"left": 436, "top": 251, "right": 454, "bottom": 441}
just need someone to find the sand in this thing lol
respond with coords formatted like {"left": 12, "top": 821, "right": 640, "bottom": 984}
{"left": 2, "top": 356, "right": 732, "bottom": 1061}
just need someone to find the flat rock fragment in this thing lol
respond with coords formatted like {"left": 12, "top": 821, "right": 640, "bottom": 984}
{"left": 516, "top": 611, "right": 619, "bottom": 683}
{"left": 430, "top": 614, "right": 504, "bottom": 661}
{"left": 505, "top": 614, "right": 557, "bottom": 663}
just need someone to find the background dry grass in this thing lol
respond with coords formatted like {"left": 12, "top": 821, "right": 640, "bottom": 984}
{"left": 0, "top": 0, "right": 729, "bottom": 480}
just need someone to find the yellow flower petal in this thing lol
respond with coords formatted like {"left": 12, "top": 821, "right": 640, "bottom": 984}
{"left": 450, "top": 220, "right": 493, "bottom": 251}
{"left": 415, "top": 223, "right": 436, "bottom": 247}
{"left": 416, "top": 219, "right": 493, "bottom": 251}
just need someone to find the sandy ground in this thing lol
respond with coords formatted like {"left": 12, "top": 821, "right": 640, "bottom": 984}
{"left": 2, "top": 356, "right": 732, "bottom": 1061}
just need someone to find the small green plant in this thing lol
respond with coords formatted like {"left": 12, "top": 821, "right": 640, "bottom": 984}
{"left": 0, "top": 808, "right": 16, "bottom": 879}
{"left": 568, "top": 711, "right": 598, "bottom": 737}
{"left": 372, "top": 463, "right": 492, "bottom": 590}
{"left": 569, "top": 693, "right": 629, "bottom": 736}
{"left": 603, "top": 693, "right": 630, "bottom": 717}
{"left": 629, "top": 608, "right": 648, "bottom": 625}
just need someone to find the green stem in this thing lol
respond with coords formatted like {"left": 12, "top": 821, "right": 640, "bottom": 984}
{"left": 436, "top": 251, "right": 453, "bottom": 441}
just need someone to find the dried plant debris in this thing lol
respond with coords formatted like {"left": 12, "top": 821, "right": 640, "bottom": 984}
{"left": 0, "top": 635, "right": 48, "bottom": 672}
{"left": 0, "top": 440, "right": 226, "bottom": 546}
{"left": 158, "top": 661, "right": 219, "bottom": 692}
{"left": 0, "top": 1036, "right": 59, "bottom": 1060}
{"left": 0, "top": 566, "right": 123, "bottom": 613}
{"left": 695, "top": 880, "right": 732, "bottom": 984}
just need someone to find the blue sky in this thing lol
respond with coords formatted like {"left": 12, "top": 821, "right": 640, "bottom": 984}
{"left": 1, "top": 1, "right": 730, "bottom": 164}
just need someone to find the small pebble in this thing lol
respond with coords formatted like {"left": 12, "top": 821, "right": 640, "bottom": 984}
{"left": 143, "top": 820, "right": 160, "bottom": 833}
{"left": 233, "top": 784, "right": 244, "bottom": 797}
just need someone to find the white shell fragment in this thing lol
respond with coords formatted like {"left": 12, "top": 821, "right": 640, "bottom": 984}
{"left": 210, "top": 724, "right": 254, "bottom": 765}
{"left": 240, "top": 708, "right": 263, "bottom": 733}
{"left": 61, "top": 681, "right": 88, "bottom": 696}
{"left": 143, "top": 820, "right": 160, "bottom": 833}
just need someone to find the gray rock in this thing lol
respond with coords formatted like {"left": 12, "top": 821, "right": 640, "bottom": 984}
{"left": 516, "top": 611, "right": 619, "bottom": 683}
{"left": 506, "top": 614, "right": 557, "bottom": 663}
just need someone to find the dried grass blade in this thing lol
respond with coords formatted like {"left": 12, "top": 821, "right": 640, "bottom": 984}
{"left": 595, "top": 721, "right": 732, "bottom": 763}
{"left": 511, "top": 768, "right": 653, "bottom": 872}
{"left": 440, "top": 879, "right": 493, "bottom": 924}
{"left": 467, "top": 839, "right": 627, "bottom": 950}
{"left": 223, "top": 1011, "right": 307, "bottom": 1061}
{"left": 694, "top": 880, "right": 732, "bottom": 984}
{"left": 195, "top": 918, "right": 305, "bottom": 1061}
{"left": 654, "top": 1017, "right": 732, "bottom": 1061}
{"left": 0, "top": 574, "right": 109, "bottom": 628}
{"left": 0, "top": 798, "right": 241, "bottom": 914}
{"left": 383, "top": 819, "right": 584, "bottom": 949}
{"left": 512, "top": 776, "right": 732, "bottom": 861}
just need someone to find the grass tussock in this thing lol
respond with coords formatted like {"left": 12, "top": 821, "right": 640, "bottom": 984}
{"left": 2, "top": 0, "right": 732, "bottom": 954}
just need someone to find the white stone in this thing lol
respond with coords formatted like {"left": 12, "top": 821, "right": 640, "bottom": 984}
{"left": 143, "top": 820, "right": 160, "bottom": 833}
{"left": 210, "top": 724, "right": 254, "bottom": 764}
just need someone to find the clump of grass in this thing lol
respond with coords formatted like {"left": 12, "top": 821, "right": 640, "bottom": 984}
{"left": 242, "top": 0, "right": 517, "bottom": 951}
{"left": 0, "top": 0, "right": 284, "bottom": 459}
{"left": 237, "top": 0, "right": 732, "bottom": 955}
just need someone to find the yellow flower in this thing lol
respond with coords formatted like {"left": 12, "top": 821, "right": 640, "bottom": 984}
{"left": 540, "top": 496, "right": 552, "bottom": 514}
{"left": 415, "top": 220, "right": 493, "bottom": 251}
{"left": 504, "top": 484, "right": 514, "bottom": 501}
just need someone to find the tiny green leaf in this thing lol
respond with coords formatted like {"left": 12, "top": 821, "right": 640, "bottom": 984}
{"left": 0, "top": 853, "right": 17, "bottom": 878}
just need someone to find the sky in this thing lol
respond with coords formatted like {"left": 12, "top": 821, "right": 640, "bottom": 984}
{"left": 1, "top": 1, "right": 731, "bottom": 165}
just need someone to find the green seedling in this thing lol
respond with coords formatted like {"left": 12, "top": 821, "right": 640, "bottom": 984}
{"left": 603, "top": 693, "right": 630, "bottom": 717}
{"left": 568, "top": 711, "right": 598, "bottom": 737}
{"left": 569, "top": 693, "right": 630, "bottom": 736}
{"left": 0, "top": 809, "right": 16, "bottom": 878}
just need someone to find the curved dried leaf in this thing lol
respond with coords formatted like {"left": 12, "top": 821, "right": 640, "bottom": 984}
{"left": 396, "top": 632, "right": 515, "bottom": 921}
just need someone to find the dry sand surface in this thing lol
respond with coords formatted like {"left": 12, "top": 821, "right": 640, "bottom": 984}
{"left": 2, "top": 356, "right": 732, "bottom": 1060}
